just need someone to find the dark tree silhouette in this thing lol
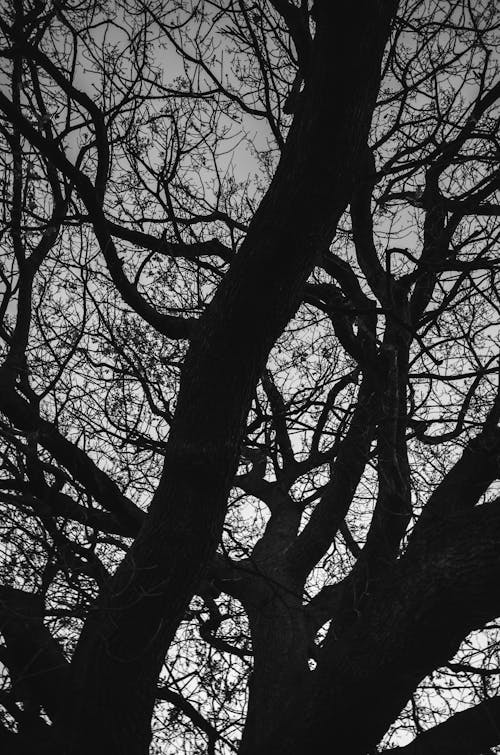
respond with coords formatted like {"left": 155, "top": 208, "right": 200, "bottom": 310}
{"left": 0, "top": 1, "right": 500, "bottom": 754}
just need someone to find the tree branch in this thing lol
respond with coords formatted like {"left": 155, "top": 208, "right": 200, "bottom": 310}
{"left": 0, "top": 377, "right": 144, "bottom": 534}
{"left": 0, "top": 92, "right": 195, "bottom": 340}
{"left": 0, "top": 587, "right": 69, "bottom": 723}
{"left": 106, "top": 221, "right": 233, "bottom": 263}
{"left": 382, "top": 697, "right": 500, "bottom": 755}
{"left": 287, "top": 376, "right": 377, "bottom": 579}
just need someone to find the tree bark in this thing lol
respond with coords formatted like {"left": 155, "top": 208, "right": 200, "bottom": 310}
{"left": 60, "top": 3, "right": 398, "bottom": 753}
{"left": 238, "top": 566, "right": 310, "bottom": 753}
{"left": 257, "top": 501, "right": 500, "bottom": 755}
{"left": 383, "top": 696, "right": 500, "bottom": 755}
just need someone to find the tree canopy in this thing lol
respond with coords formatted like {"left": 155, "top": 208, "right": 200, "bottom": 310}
{"left": 0, "top": 1, "right": 500, "bottom": 754}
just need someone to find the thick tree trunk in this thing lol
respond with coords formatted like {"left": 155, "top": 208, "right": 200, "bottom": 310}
{"left": 63, "top": 3, "right": 398, "bottom": 753}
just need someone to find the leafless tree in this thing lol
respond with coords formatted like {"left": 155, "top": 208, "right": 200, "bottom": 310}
{"left": 0, "top": 1, "right": 499, "bottom": 754}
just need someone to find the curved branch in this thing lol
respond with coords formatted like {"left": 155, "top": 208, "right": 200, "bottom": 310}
{"left": 0, "top": 92, "right": 195, "bottom": 340}
{"left": 0, "top": 375, "right": 144, "bottom": 533}
{"left": 382, "top": 697, "right": 500, "bottom": 755}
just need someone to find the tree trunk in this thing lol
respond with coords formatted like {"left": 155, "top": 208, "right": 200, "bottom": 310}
{"left": 63, "top": 3, "right": 398, "bottom": 752}
{"left": 238, "top": 566, "right": 310, "bottom": 753}
{"left": 257, "top": 502, "right": 500, "bottom": 755}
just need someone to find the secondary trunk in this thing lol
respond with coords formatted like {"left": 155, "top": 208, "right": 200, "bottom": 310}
{"left": 256, "top": 502, "right": 500, "bottom": 755}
